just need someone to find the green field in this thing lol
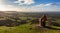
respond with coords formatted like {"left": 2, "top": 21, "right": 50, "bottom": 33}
{"left": 0, "top": 23, "right": 60, "bottom": 33}
{"left": 0, "top": 12, "right": 60, "bottom": 33}
{"left": 0, "top": 17, "right": 60, "bottom": 33}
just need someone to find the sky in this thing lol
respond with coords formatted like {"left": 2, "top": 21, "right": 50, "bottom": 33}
{"left": 0, "top": 0, "right": 60, "bottom": 12}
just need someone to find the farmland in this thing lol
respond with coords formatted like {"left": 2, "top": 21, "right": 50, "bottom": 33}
{"left": 0, "top": 11, "right": 60, "bottom": 33}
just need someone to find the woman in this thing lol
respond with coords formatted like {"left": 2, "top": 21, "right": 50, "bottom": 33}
{"left": 41, "top": 14, "right": 47, "bottom": 27}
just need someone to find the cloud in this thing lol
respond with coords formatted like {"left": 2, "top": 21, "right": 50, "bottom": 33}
{"left": 14, "top": 0, "right": 35, "bottom": 5}
{"left": 0, "top": 0, "right": 60, "bottom": 12}
{"left": 1, "top": 3, "right": 60, "bottom": 12}
{"left": 44, "top": 3, "right": 54, "bottom": 6}
{"left": 33, "top": 3, "right": 54, "bottom": 7}
{"left": 18, "top": 3, "right": 60, "bottom": 12}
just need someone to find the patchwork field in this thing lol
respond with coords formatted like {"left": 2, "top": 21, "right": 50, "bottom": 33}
{"left": 0, "top": 12, "right": 60, "bottom": 33}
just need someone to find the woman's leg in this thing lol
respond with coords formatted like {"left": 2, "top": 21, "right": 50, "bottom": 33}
{"left": 41, "top": 22, "right": 46, "bottom": 27}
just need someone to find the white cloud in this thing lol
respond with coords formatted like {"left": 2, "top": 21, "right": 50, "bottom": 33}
{"left": 34, "top": 3, "right": 54, "bottom": 7}
{"left": 24, "top": 0, "right": 35, "bottom": 5}
{"left": 0, "top": 0, "right": 60, "bottom": 12}
{"left": 44, "top": 3, "right": 54, "bottom": 6}
{"left": 14, "top": 0, "right": 35, "bottom": 5}
{"left": 18, "top": 3, "right": 60, "bottom": 12}
{"left": 2, "top": 3, "right": 60, "bottom": 12}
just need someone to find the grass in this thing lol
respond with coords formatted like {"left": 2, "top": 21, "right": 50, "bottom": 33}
{"left": 0, "top": 24, "right": 60, "bottom": 33}
{"left": 50, "top": 26, "right": 60, "bottom": 29}
{"left": 0, "top": 17, "right": 60, "bottom": 33}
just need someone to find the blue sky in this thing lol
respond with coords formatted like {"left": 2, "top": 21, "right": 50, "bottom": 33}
{"left": 0, "top": 0, "right": 60, "bottom": 12}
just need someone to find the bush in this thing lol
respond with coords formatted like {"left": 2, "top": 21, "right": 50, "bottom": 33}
{"left": 20, "top": 20, "right": 28, "bottom": 24}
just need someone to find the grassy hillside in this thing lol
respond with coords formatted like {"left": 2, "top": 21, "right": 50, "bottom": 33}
{"left": 0, "top": 24, "right": 60, "bottom": 33}
{"left": 0, "top": 11, "right": 60, "bottom": 33}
